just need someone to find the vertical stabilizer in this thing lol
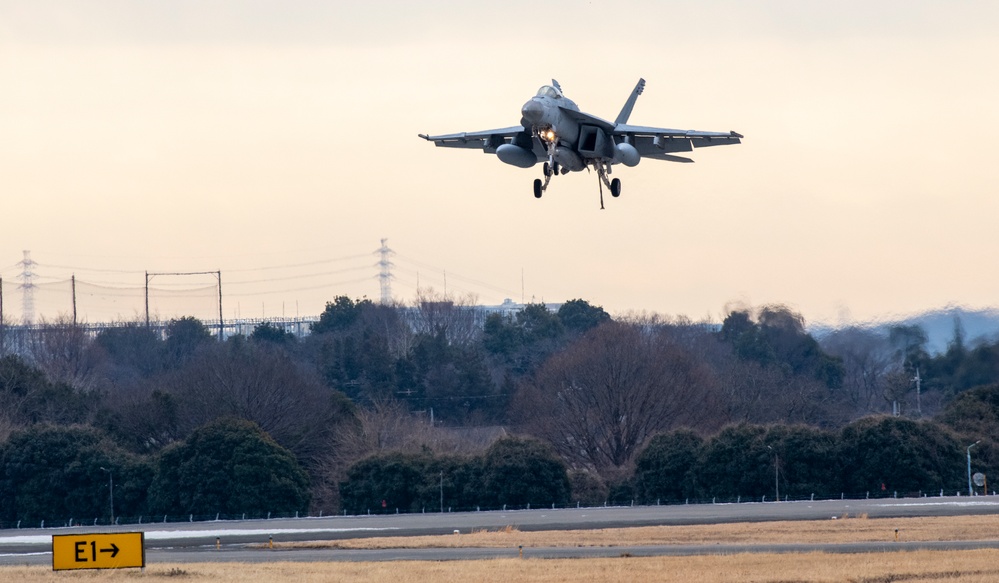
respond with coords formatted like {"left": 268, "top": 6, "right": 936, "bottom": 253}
{"left": 615, "top": 78, "right": 646, "bottom": 125}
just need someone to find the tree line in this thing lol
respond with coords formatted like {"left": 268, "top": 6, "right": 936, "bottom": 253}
{"left": 0, "top": 294, "right": 997, "bottom": 523}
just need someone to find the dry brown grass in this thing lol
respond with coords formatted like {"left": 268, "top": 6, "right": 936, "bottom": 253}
{"left": 6, "top": 515, "right": 999, "bottom": 582}
{"left": 5, "top": 550, "right": 999, "bottom": 582}
{"left": 270, "top": 514, "right": 999, "bottom": 550}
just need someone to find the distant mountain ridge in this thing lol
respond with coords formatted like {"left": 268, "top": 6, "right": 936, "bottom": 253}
{"left": 811, "top": 306, "right": 999, "bottom": 355}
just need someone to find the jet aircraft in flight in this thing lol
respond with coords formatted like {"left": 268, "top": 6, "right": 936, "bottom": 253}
{"left": 419, "top": 79, "right": 742, "bottom": 208}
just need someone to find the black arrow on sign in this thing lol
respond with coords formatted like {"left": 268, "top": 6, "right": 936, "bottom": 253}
{"left": 100, "top": 543, "right": 120, "bottom": 558}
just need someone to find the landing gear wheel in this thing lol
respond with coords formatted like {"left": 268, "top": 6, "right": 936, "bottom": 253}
{"left": 610, "top": 178, "right": 621, "bottom": 198}
{"left": 533, "top": 178, "right": 543, "bottom": 199}
{"left": 543, "top": 162, "right": 552, "bottom": 177}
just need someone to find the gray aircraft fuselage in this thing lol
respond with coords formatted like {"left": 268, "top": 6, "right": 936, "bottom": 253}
{"left": 420, "top": 79, "right": 741, "bottom": 207}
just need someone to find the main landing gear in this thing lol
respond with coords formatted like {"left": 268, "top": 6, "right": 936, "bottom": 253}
{"left": 594, "top": 161, "right": 621, "bottom": 210}
{"left": 531, "top": 155, "right": 622, "bottom": 209}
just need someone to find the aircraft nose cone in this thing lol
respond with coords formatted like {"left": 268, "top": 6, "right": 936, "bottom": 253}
{"left": 521, "top": 99, "right": 544, "bottom": 124}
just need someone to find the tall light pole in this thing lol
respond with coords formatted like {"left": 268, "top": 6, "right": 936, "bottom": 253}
{"left": 767, "top": 446, "right": 779, "bottom": 502}
{"left": 967, "top": 441, "right": 981, "bottom": 497}
{"left": 100, "top": 467, "right": 114, "bottom": 524}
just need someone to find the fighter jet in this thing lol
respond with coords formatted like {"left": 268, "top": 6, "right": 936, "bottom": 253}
{"left": 419, "top": 79, "right": 742, "bottom": 208}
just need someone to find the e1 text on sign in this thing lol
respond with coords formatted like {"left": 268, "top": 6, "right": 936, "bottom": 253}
{"left": 52, "top": 532, "right": 145, "bottom": 571}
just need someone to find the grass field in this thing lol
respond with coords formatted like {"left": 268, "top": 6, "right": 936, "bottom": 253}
{"left": 5, "top": 514, "right": 999, "bottom": 582}
{"left": 270, "top": 514, "right": 999, "bottom": 549}
{"left": 6, "top": 551, "right": 999, "bottom": 583}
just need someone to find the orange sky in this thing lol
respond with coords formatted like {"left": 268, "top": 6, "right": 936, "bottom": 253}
{"left": 2, "top": 1, "right": 998, "bottom": 326}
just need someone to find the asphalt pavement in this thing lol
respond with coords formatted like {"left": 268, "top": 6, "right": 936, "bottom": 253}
{"left": 2, "top": 495, "right": 998, "bottom": 564}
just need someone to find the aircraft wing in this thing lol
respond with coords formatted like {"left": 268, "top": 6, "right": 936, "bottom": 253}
{"left": 418, "top": 126, "right": 531, "bottom": 152}
{"left": 614, "top": 124, "right": 742, "bottom": 162}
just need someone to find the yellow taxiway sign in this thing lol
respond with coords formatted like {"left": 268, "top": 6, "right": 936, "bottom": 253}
{"left": 52, "top": 532, "right": 145, "bottom": 571}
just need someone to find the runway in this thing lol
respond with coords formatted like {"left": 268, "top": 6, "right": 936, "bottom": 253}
{"left": 1, "top": 496, "right": 997, "bottom": 564}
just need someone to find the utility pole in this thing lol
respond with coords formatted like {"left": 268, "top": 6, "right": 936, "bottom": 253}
{"left": 71, "top": 275, "right": 77, "bottom": 327}
{"left": 968, "top": 440, "right": 981, "bottom": 497}
{"left": 912, "top": 368, "right": 922, "bottom": 416}
{"left": 217, "top": 270, "right": 223, "bottom": 341}
{"left": 0, "top": 276, "right": 5, "bottom": 354}
{"left": 100, "top": 467, "right": 114, "bottom": 524}
{"left": 767, "top": 446, "right": 779, "bottom": 502}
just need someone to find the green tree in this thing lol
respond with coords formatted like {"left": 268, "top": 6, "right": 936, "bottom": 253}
{"left": 837, "top": 416, "right": 964, "bottom": 495}
{"left": 939, "top": 383, "right": 999, "bottom": 438}
{"left": 516, "top": 303, "right": 563, "bottom": 343}
{"left": 557, "top": 299, "right": 610, "bottom": 334}
{"left": 95, "top": 323, "right": 163, "bottom": 379}
{"left": 250, "top": 322, "right": 296, "bottom": 345}
{"left": 936, "top": 384, "right": 999, "bottom": 484}
{"left": 410, "top": 331, "right": 500, "bottom": 423}
{"left": 308, "top": 300, "right": 405, "bottom": 404}
{"left": 311, "top": 296, "right": 373, "bottom": 335}
{"left": 147, "top": 418, "right": 309, "bottom": 516}
{"left": 339, "top": 451, "right": 479, "bottom": 513}
{"left": 634, "top": 429, "right": 704, "bottom": 502}
{"left": 720, "top": 305, "right": 844, "bottom": 389}
{"left": 482, "top": 313, "right": 522, "bottom": 356}
{"left": 0, "top": 425, "right": 152, "bottom": 523}
{"left": 339, "top": 451, "right": 430, "bottom": 513}
{"left": 0, "top": 355, "right": 88, "bottom": 427}
{"left": 762, "top": 424, "right": 839, "bottom": 499}
{"left": 697, "top": 424, "right": 771, "bottom": 499}
{"left": 479, "top": 437, "right": 570, "bottom": 508}
{"left": 163, "top": 317, "right": 214, "bottom": 367}
{"left": 482, "top": 305, "right": 569, "bottom": 377}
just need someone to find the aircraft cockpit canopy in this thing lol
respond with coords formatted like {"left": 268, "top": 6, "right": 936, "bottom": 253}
{"left": 536, "top": 85, "right": 563, "bottom": 99}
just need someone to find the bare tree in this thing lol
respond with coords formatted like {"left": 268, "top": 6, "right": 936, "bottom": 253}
{"left": 168, "top": 342, "right": 343, "bottom": 461}
{"left": 513, "top": 321, "right": 723, "bottom": 480}
{"left": 821, "top": 327, "right": 900, "bottom": 416}
{"left": 312, "top": 400, "right": 499, "bottom": 512}
{"left": 715, "top": 359, "right": 836, "bottom": 426}
{"left": 25, "top": 316, "right": 107, "bottom": 392}
{"left": 408, "top": 288, "right": 481, "bottom": 346}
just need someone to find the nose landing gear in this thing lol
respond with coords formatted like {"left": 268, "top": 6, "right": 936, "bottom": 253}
{"left": 532, "top": 143, "right": 559, "bottom": 199}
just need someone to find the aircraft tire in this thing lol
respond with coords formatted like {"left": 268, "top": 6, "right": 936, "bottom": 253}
{"left": 610, "top": 178, "right": 621, "bottom": 198}
{"left": 543, "top": 162, "right": 552, "bottom": 177}
{"left": 533, "top": 179, "right": 543, "bottom": 198}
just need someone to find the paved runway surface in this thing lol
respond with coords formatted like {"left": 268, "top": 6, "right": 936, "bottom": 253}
{"left": 2, "top": 496, "right": 998, "bottom": 564}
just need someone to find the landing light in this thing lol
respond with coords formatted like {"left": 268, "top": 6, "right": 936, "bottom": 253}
{"left": 545, "top": 130, "right": 555, "bottom": 141}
